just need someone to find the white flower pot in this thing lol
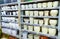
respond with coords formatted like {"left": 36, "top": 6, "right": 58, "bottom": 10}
{"left": 29, "top": 4, "right": 33, "bottom": 9}
{"left": 33, "top": 4, "right": 37, "bottom": 8}
{"left": 47, "top": 2, "right": 53, "bottom": 8}
{"left": 34, "top": 26, "right": 40, "bottom": 33}
{"left": 34, "top": 19, "right": 38, "bottom": 24}
{"left": 49, "top": 28, "right": 56, "bottom": 36}
{"left": 42, "top": 27, "right": 48, "bottom": 34}
{"left": 30, "top": 18, "right": 34, "bottom": 24}
{"left": 42, "top": 3, "right": 47, "bottom": 8}
{"left": 44, "top": 18, "right": 49, "bottom": 25}
{"left": 34, "top": 11, "right": 38, "bottom": 16}
{"left": 24, "top": 25, "right": 27, "bottom": 30}
{"left": 30, "top": 11, "right": 34, "bottom": 16}
{"left": 38, "top": 3, "right": 42, "bottom": 8}
{"left": 25, "top": 11, "right": 30, "bottom": 16}
{"left": 28, "top": 26, "right": 33, "bottom": 31}
{"left": 39, "top": 11, "right": 44, "bottom": 16}
{"left": 28, "top": 34, "right": 33, "bottom": 39}
{"left": 39, "top": 19, "right": 43, "bottom": 25}
{"left": 44, "top": 11, "right": 49, "bottom": 16}
{"left": 50, "top": 10, "right": 58, "bottom": 16}
{"left": 53, "top": 1, "right": 58, "bottom": 7}
{"left": 49, "top": 19, "right": 57, "bottom": 27}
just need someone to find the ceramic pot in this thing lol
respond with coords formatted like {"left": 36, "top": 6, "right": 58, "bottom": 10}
{"left": 28, "top": 34, "right": 33, "bottom": 39}
{"left": 49, "top": 28, "right": 56, "bottom": 36}
{"left": 34, "top": 35, "right": 39, "bottom": 39}
{"left": 44, "top": 11, "right": 49, "bottom": 16}
{"left": 50, "top": 10, "right": 58, "bottom": 16}
{"left": 29, "top": 4, "right": 33, "bottom": 9}
{"left": 42, "top": 27, "right": 48, "bottom": 34}
{"left": 24, "top": 19, "right": 29, "bottom": 23}
{"left": 30, "top": 18, "right": 34, "bottom": 24}
{"left": 25, "top": 11, "right": 30, "bottom": 16}
{"left": 34, "top": 19, "right": 38, "bottom": 24}
{"left": 25, "top": 5, "right": 29, "bottom": 9}
{"left": 47, "top": 2, "right": 52, "bottom": 8}
{"left": 21, "top": 5, "right": 25, "bottom": 9}
{"left": 34, "top": 11, "right": 38, "bottom": 16}
{"left": 28, "top": 26, "right": 33, "bottom": 31}
{"left": 33, "top": 4, "right": 37, "bottom": 8}
{"left": 24, "top": 25, "right": 27, "bottom": 30}
{"left": 39, "top": 19, "right": 43, "bottom": 25}
{"left": 42, "top": 3, "right": 47, "bottom": 8}
{"left": 44, "top": 18, "right": 49, "bottom": 25}
{"left": 30, "top": 11, "right": 33, "bottom": 16}
{"left": 49, "top": 19, "right": 57, "bottom": 27}
{"left": 39, "top": 11, "right": 44, "bottom": 16}
{"left": 34, "top": 26, "right": 40, "bottom": 33}
{"left": 38, "top": 3, "right": 42, "bottom": 8}
{"left": 53, "top": 1, "right": 58, "bottom": 7}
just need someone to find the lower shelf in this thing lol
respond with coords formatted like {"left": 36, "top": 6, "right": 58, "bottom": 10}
{"left": 22, "top": 29, "right": 57, "bottom": 38}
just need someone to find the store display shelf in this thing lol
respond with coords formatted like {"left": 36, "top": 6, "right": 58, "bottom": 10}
{"left": 21, "top": 22, "right": 58, "bottom": 29}
{"left": 21, "top": 15, "right": 58, "bottom": 18}
{"left": 22, "top": 29, "right": 57, "bottom": 38}
{"left": 21, "top": 0, "right": 57, "bottom": 4}
{"left": 0, "top": 9, "right": 18, "bottom": 11}
{"left": 1, "top": 20, "right": 18, "bottom": 24}
{"left": 2, "top": 32, "right": 19, "bottom": 38}
{"left": 0, "top": 2, "right": 18, "bottom": 6}
{"left": 1, "top": 26, "right": 19, "bottom": 30}
{"left": 1, "top": 15, "right": 18, "bottom": 17}
{"left": 21, "top": 7, "right": 59, "bottom": 10}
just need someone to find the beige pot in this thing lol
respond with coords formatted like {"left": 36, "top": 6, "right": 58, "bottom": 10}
{"left": 30, "top": 18, "right": 34, "bottom": 24}
{"left": 42, "top": 27, "right": 48, "bottom": 34}
{"left": 50, "top": 10, "right": 58, "bottom": 16}
{"left": 34, "top": 11, "right": 38, "bottom": 16}
{"left": 24, "top": 25, "right": 27, "bottom": 30}
{"left": 39, "top": 11, "right": 44, "bottom": 16}
{"left": 25, "top": 11, "right": 30, "bottom": 16}
{"left": 30, "top": 11, "right": 34, "bottom": 16}
{"left": 49, "top": 28, "right": 56, "bottom": 36}
{"left": 28, "top": 34, "right": 33, "bottom": 39}
{"left": 24, "top": 19, "right": 29, "bottom": 23}
{"left": 33, "top": 4, "right": 37, "bottom": 8}
{"left": 47, "top": 2, "right": 53, "bottom": 8}
{"left": 34, "top": 26, "right": 40, "bottom": 33}
{"left": 53, "top": 1, "right": 58, "bottom": 7}
{"left": 44, "top": 18, "right": 49, "bottom": 25}
{"left": 34, "top": 19, "right": 38, "bottom": 24}
{"left": 44, "top": 11, "right": 49, "bottom": 16}
{"left": 39, "top": 19, "right": 43, "bottom": 25}
{"left": 42, "top": 3, "right": 47, "bottom": 8}
{"left": 28, "top": 26, "right": 33, "bottom": 31}
{"left": 38, "top": 3, "right": 42, "bottom": 8}
{"left": 49, "top": 19, "right": 57, "bottom": 26}
{"left": 34, "top": 35, "right": 39, "bottom": 39}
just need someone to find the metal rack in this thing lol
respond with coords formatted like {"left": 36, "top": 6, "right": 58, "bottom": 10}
{"left": 0, "top": 2, "right": 20, "bottom": 38}
{"left": 19, "top": 0, "right": 60, "bottom": 39}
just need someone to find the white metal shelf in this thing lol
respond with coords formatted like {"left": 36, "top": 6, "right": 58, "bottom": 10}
{"left": 0, "top": 2, "right": 18, "bottom": 6}
{"left": 21, "top": 15, "right": 58, "bottom": 18}
{"left": 21, "top": 7, "right": 59, "bottom": 10}
{"left": 21, "top": 22, "right": 58, "bottom": 29}
{"left": 22, "top": 29, "right": 57, "bottom": 38}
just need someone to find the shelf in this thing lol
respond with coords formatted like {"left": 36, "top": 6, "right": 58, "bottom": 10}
{"left": 22, "top": 29, "right": 57, "bottom": 38}
{"left": 1, "top": 26, "right": 19, "bottom": 30}
{"left": 21, "top": 15, "right": 58, "bottom": 18}
{"left": 21, "top": 22, "right": 58, "bottom": 29}
{"left": 0, "top": 2, "right": 18, "bottom": 6}
{"left": 21, "top": 0, "right": 58, "bottom": 4}
{"left": 21, "top": 7, "right": 59, "bottom": 10}
{"left": 2, "top": 32, "right": 19, "bottom": 38}
{"left": 1, "top": 20, "right": 18, "bottom": 24}
{"left": 0, "top": 9, "right": 18, "bottom": 11}
{"left": 1, "top": 15, "right": 18, "bottom": 17}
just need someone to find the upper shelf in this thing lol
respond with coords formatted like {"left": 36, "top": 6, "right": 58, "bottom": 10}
{"left": 0, "top": 2, "right": 18, "bottom": 6}
{"left": 21, "top": 7, "right": 59, "bottom": 10}
{"left": 21, "top": 0, "right": 59, "bottom": 4}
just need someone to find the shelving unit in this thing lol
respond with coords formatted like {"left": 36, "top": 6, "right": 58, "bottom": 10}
{"left": 19, "top": 0, "right": 60, "bottom": 39}
{"left": 0, "top": 1, "right": 20, "bottom": 39}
